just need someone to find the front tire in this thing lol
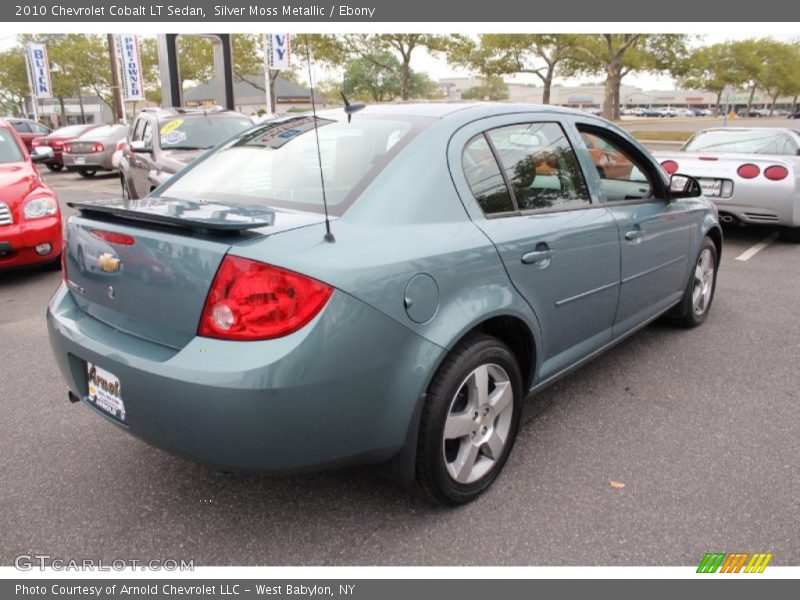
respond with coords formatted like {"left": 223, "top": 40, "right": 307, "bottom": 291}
{"left": 415, "top": 334, "right": 523, "bottom": 506}
{"left": 668, "top": 237, "right": 718, "bottom": 327}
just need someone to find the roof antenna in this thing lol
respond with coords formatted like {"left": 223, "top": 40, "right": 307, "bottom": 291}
{"left": 340, "top": 92, "right": 365, "bottom": 123}
{"left": 304, "top": 37, "right": 335, "bottom": 243}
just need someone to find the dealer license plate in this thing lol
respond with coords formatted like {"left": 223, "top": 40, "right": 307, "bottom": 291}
{"left": 86, "top": 363, "right": 126, "bottom": 422}
{"left": 699, "top": 178, "right": 722, "bottom": 197}
{"left": 74, "top": 156, "right": 86, "bottom": 165}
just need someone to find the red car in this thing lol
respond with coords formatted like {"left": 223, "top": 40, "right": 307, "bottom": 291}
{"left": 0, "top": 119, "right": 62, "bottom": 270}
{"left": 32, "top": 123, "right": 98, "bottom": 172}
{"left": 5, "top": 118, "right": 51, "bottom": 152}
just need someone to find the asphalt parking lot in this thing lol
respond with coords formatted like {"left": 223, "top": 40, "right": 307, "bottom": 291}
{"left": 1, "top": 168, "right": 798, "bottom": 566}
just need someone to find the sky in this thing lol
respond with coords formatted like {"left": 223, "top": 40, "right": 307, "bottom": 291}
{"left": 2, "top": 32, "right": 798, "bottom": 92}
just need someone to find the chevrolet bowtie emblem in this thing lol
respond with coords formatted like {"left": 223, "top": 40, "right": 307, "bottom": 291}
{"left": 97, "top": 253, "right": 121, "bottom": 273}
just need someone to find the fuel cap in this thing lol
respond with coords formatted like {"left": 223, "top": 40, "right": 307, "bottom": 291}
{"left": 403, "top": 273, "right": 439, "bottom": 324}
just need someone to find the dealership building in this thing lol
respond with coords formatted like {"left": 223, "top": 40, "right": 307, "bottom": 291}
{"left": 440, "top": 78, "right": 797, "bottom": 110}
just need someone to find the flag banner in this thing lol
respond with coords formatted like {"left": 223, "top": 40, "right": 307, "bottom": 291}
{"left": 118, "top": 34, "right": 145, "bottom": 101}
{"left": 267, "top": 33, "right": 291, "bottom": 70}
{"left": 26, "top": 42, "right": 52, "bottom": 98}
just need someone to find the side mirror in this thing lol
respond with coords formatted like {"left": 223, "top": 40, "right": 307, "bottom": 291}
{"left": 30, "top": 146, "right": 54, "bottom": 163}
{"left": 129, "top": 140, "right": 151, "bottom": 153}
{"left": 669, "top": 173, "right": 702, "bottom": 200}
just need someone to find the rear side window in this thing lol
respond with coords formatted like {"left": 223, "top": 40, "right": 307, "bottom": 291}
{"left": 486, "top": 123, "right": 590, "bottom": 211}
{"left": 462, "top": 134, "right": 515, "bottom": 214}
{"left": 30, "top": 122, "right": 49, "bottom": 134}
{"left": 0, "top": 129, "right": 24, "bottom": 163}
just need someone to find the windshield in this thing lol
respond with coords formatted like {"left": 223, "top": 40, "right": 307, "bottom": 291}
{"left": 79, "top": 125, "right": 124, "bottom": 138}
{"left": 157, "top": 116, "right": 253, "bottom": 150}
{"left": 0, "top": 129, "right": 24, "bottom": 163}
{"left": 52, "top": 125, "right": 94, "bottom": 137}
{"left": 684, "top": 130, "right": 799, "bottom": 155}
{"left": 159, "top": 114, "right": 430, "bottom": 216}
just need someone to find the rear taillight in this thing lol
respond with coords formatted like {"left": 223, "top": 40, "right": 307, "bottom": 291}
{"left": 91, "top": 230, "right": 135, "bottom": 245}
{"left": 32, "top": 139, "right": 43, "bottom": 147}
{"left": 91, "top": 143, "right": 104, "bottom": 153}
{"left": 63, "top": 144, "right": 72, "bottom": 153}
{"left": 737, "top": 164, "right": 760, "bottom": 179}
{"left": 116, "top": 140, "right": 126, "bottom": 151}
{"left": 764, "top": 165, "right": 789, "bottom": 181}
{"left": 661, "top": 160, "right": 679, "bottom": 175}
{"left": 198, "top": 256, "right": 333, "bottom": 341}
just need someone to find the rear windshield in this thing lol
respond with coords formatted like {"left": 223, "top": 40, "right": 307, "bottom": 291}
{"left": 157, "top": 116, "right": 253, "bottom": 150}
{"left": 0, "top": 129, "right": 24, "bottom": 163}
{"left": 159, "top": 114, "right": 430, "bottom": 216}
{"left": 52, "top": 125, "right": 94, "bottom": 137}
{"left": 684, "top": 130, "right": 799, "bottom": 155}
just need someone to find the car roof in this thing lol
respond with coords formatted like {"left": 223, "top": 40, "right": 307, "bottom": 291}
{"left": 314, "top": 101, "right": 594, "bottom": 122}
{"left": 137, "top": 107, "right": 248, "bottom": 119}
{"left": 695, "top": 127, "right": 798, "bottom": 135}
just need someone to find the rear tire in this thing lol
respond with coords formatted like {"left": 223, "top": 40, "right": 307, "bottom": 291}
{"left": 778, "top": 227, "right": 800, "bottom": 243}
{"left": 78, "top": 168, "right": 97, "bottom": 178}
{"left": 668, "top": 237, "right": 718, "bottom": 328}
{"left": 45, "top": 162, "right": 63, "bottom": 172}
{"left": 415, "top": 333, "right": 523, "bottom": 506}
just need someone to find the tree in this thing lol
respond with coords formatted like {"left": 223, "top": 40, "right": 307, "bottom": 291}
{"left": 342, "top": 51, "right": 442, "bottom": 102}
{"left": 677, "top": 43, "right": 741, "bottom": 116}
{"left": 447, "top": 34, "right": 576, "bottom": 104}
{"left": 564, "top": 34, "right": 688, "bottom": 120}
{"left": 460, "top": 75, "right": 509, "bottom": 101}
{"left": 0, "top": 49, "right": 30, "bottom": 115}
{"left": 728, "top": 39, "right": 767, "bottom": 115}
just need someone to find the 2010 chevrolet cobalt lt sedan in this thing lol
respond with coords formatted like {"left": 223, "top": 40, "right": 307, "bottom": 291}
{"left": 48, "top": 104, "right": 722, "bottom": 505}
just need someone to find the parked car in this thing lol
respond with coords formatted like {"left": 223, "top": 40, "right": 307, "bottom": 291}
{"left": 697, "top": 108, "right": 715, "bottom": 117}
{"left": 63, "top": 124, "right": 127, "bottom": 177}
{"left": 655, "top": 127, "right": 800, "bottom": 241}
{"left": 120, "top": 106, "right": 253, "bottom": 200}
{"left": 49, "top": 103, "right": 721, "bottom": 505}
{"left": 5, "top": 118, "right": 51, "bottom": 152}
{"left": 32, "top": 123, "right": 99, "bottom": 171}
{"left": 788, "top": 111, "right": 800, "bottom": 119}
{"left": 0, "top": 119, "right": 62, "bottom": 270}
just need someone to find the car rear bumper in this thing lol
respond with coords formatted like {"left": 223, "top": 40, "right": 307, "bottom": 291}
{"left": 0, "top": 216, "right": 62, "bottom": 269}
{"left": 47, "top": 283, "right": 443, "bottom": 473}
{"left": 713, "top": 193, "right": 800, "bottom": 227}
{"left": 63, "top": 153, "right": 114, "bottom": 171}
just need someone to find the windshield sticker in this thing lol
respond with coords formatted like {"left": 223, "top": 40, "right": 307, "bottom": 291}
{"left": 159, "top": 119, "right": 184, "bottom": 135}
{"left": 161, "top": 130, "right": 187, "bottom": 146}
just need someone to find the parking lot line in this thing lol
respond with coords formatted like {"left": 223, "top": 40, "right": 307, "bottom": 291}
{"left": 734, "top": 233, "right": 779, "bottom": 261}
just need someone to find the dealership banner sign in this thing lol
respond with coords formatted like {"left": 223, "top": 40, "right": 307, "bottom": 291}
{"left": 118, "top": 34, "right": 145, "bottom": 101}
{"left": 25, "top": 42, "right": 52, "bottom": 98}
{"left": 267, "top": 33, "right": 291, "bottom": 70}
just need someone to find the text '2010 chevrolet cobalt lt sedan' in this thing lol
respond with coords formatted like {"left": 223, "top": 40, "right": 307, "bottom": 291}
{"left": 48, "top": 103, "right": 722, "bottom": 505}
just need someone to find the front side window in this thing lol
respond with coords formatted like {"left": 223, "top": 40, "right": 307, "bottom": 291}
{"left": 141, "top": 122, "right": 153, "bottom": 148}
{"left": 579, "top": 127, "right": 654, "bottom": 202}
{"left": 11, "top": 121, "right": 31, "bottom": 133}
{"left": 486, "top": 123, "right": 590, "bottom": 211}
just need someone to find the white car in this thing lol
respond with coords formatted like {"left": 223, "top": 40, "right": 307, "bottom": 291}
{"left": 655, "top": 127, "right": 800, "bottom": 240}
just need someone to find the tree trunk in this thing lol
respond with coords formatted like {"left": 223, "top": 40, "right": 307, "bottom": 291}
{"left": 603, "top": 59, "right": 621, "bottom": 120}
{"left": 542, "top": 69, "right": 553, "bottom": 105}
{"left": 792, "top": 95, "right": 798, "bottom": 114}
{"left": 58, "top": 96, "right": 66, "bottom": 126}
{"left": 77, "top": 88, "right": 86, "bottom": 123}
{"left": 613, "top": 81, "right": 621, "bottom": 120}
{"left": 400, "top": 58, "right": 410, "bottom": 101}
{"left": 715, "top": 91, "right": 722, "bottom": 117}
{"left": 745, "top": 85, "right": 756, "bottom": 116}
{"left": 769, "top": 94, "right": 777, "bottom": 116}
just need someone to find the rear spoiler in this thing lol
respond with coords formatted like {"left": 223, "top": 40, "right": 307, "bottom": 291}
{"left": 67, "top": 199, "right": 275, "bottom": 233}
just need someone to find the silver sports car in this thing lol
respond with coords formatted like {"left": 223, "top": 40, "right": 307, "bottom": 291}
{"left": 655, "top": 128, "right": 800, "bottom": 240}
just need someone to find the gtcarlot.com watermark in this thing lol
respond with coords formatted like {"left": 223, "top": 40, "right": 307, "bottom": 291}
{"left": 14, "top": 554, "right": 194, "bottom": 571}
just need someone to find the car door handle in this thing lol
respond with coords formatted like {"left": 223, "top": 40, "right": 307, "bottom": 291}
{"left": 521, "top": 249, "right": 556, "bottom": 266}
{"left": 625, "top": 228, "right": 644, "bottom": 242}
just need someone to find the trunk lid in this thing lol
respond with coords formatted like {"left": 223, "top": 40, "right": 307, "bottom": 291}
{"left": 64, "top": 197, "right": 330, "bottom": 348}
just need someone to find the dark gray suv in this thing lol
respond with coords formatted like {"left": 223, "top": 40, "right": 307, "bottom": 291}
{"left": 120, "top": 106, "right": 253, "bottom": 200}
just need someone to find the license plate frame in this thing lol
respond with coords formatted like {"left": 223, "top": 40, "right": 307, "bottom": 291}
{"left": 86, "top": 362, "right": 127, "bottom": 423}
{"left": 73, "top": 156, "right": 86, "bottom": 165}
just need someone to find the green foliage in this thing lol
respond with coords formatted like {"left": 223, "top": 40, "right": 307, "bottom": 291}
{"left": 460, "top": 76, "right": 509, "bottom": 101}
